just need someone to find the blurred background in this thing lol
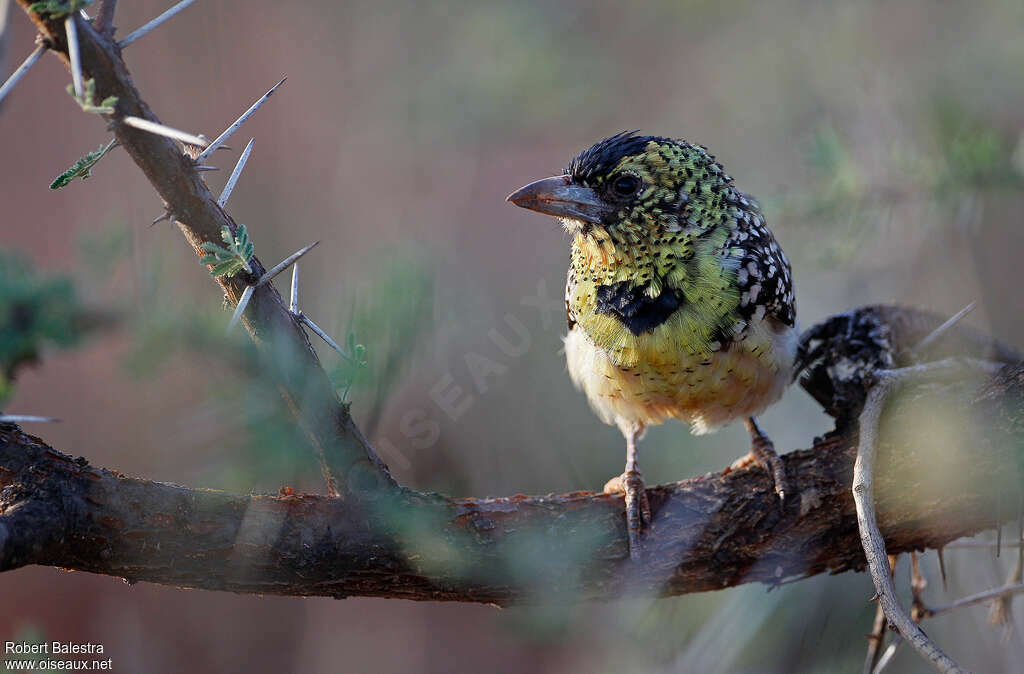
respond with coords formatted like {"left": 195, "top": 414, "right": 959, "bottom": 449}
{"left": 2, "top": 0, "right": 1023, "bottom": 671}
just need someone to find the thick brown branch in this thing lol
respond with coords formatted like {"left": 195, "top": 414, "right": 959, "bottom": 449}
{"left": 15, "top": 1, "right": 394, "bottom": 496}
{"left": 1, "top": 365, "right": 1020, "bottom": 603}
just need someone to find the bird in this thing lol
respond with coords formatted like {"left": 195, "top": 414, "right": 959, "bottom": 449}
{"left": 506, "top": 131, "right": 797, "bottom": 560}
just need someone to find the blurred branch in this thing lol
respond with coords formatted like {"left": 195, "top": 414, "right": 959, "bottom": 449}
{"left": 14, "top": 0, "right": 395, "bottom": 497}
{"left": 1, "top": 355, "right": 1021, "bottom": 602}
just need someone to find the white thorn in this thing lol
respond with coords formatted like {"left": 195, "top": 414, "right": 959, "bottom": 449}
{"left": 118, "top": 0, "right": 198, "bottom": 48}
{"left": 912, "top": 301, "right": 978, "bottom": 353}
{"left": 195, "top": 78, "right": 286, "bottom": 164}
{"left": 301, "top": 315, "right": 349, "bottom": 359}
{"left": 218, "top": 138, "right": 254, "bottom": 208}
{"left": 289, "top": 263, "right": 299, "bottom": 314}
{"left": 256, "top": 241, "right": 319, "bottom": 287}
{"left": 0, "top": 44, "right": 46, "bottom": 107}
{"left": 65, "top": 16, "right": 83, "bottom": 99}
{"left": 123, "top": 116, "right": 209, "bottom": 147}
{"left": 0, "top": 415, "right": 60, "bottom": 423}
{"left": 226, "top": 285, "right": 255, "bottom": 333}
{"left": 194, "top": 165, "right": 219, "bottom": 172}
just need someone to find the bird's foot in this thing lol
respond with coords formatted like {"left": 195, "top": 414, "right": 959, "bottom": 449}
{"left": 604, "top": 469, "right": 651, "bottom": 560}
{"left": 731, "top": 435, "right": 788, "bottom": 502}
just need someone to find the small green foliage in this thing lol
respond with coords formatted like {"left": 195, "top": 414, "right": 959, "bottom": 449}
{"left": 801, "top": 124, "right": 863, "bottom": 216}
{"left": 930, "top": 99, "right": 1022, "bottom": 193}
{"left": 0, "top": 253, "right": 82, "bottom": 405}
{"left": 329, "top": 330, "right": 368, "bottom": 403}
{"left": 29, "top": 0, "right": 91, "bottom": 17}
{"left": 199, "top": 225, "right": 254, "bottom": 278}
{"left": 50, "top": 139, "right": 117, "bottom": 189}
{"left": 66, "top": 78, "right": 118, "bottom": 115}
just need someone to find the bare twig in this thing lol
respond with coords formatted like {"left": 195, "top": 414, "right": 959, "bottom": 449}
{"left": 194, "top": 78, "right": 285, "bottom": 164}
{"left": 118, "top": 0, "right": 196, "bottom": 48}
{"left": 910, "top": 552, "right": 927, "bottom": 623}
{"left": 64, "top": 15, "right": 82, "bottom": 98}
{"left": 853, "top": 358, "right": 1005, "bottom": 671}
{"left": 923, "top": 583, "right": 1024, "bottom": 619}
{"left": 255, "top": 242, "right": 319, "bottom": 287}
{"left": 854, "top": 367, "right": 967, "bottom": 673}
{"left": 217, "top": 137, "right": 254, "bottom": 207}
{"left": 122, "top": 115, "right": 208, "bottom": 147}
{"left": 864, "top": 554, "right": 899, "bottom": 674}
{"left": 0, "top": 42, "right": 45, "bottom": 106}
{"left": 937, "top": 548, "right": 948, "bottom": 592}
{"left": 865, "top": 604, "right": 889, "bottom": 673}
{"left": 990, "top": 505, "right": 1023, "bottom": 629}
{"left": 911, "top": 302, "right": 977, "bottom": 354}
{"left": 873, "top": 637, "right": 904, "bottom": 674}
{"left": 95, "top": 0, "right": 117, "bottom": 36}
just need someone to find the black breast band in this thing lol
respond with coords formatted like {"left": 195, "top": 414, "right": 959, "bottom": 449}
{"left": 594, "top": 281, "right": 682, "bottom": 335}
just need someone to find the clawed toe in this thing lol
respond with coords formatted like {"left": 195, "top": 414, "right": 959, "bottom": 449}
{"left": 740, "top": 417, "right": 789, "bottom": 502}
{"left": 606, "top": 469, "right": 650, "bottom": 560}
{"left": 753, "top": 437, "right": 788, "bottom": 501}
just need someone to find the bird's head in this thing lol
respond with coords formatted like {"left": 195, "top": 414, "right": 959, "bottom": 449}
{"left": 507, "top": 131, "right": 738, "bottom": 244}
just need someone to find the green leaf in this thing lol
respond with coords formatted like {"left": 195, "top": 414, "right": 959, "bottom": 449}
{"left": 200, "top": 225, "right": 255, "bottom": 278}
{"left": 49, "top": 139, "right": 117, "bottom": 189}
{"left": 30, "top": 0, "right": 92, "bottom": 17}
{"left": 66, "top": 78, "right": 117, "bottom": 115}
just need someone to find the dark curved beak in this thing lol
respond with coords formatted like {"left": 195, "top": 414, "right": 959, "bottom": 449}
{"left": 506, "top": 175, "right": 612, "bottom": 225}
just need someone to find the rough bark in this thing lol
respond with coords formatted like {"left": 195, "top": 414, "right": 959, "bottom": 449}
{"left": 1, "top": 363, "right": 1020, "bottom": 603}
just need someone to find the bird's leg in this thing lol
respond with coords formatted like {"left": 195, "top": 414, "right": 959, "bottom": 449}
{"left": 731, "top": 417, "right": 788, "bottom": 501}
{"left": 603, "top": 424, "right": 651, "bottom": 560}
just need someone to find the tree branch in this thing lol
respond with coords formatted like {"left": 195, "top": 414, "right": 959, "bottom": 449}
{"left": 1, "top": 362, "right": 1021, "bottom": 602}
{"left": 15, "top": 0, "right": 395, "bottom": 497}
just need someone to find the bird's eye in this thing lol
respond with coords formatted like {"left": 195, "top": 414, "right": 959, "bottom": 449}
{"left": 609, "top": 174, "right": 641, "bottom": 199}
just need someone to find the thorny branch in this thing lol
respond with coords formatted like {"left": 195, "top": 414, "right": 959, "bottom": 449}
{"left": 13, "top": 0, "right": 395, "bottom": 498}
